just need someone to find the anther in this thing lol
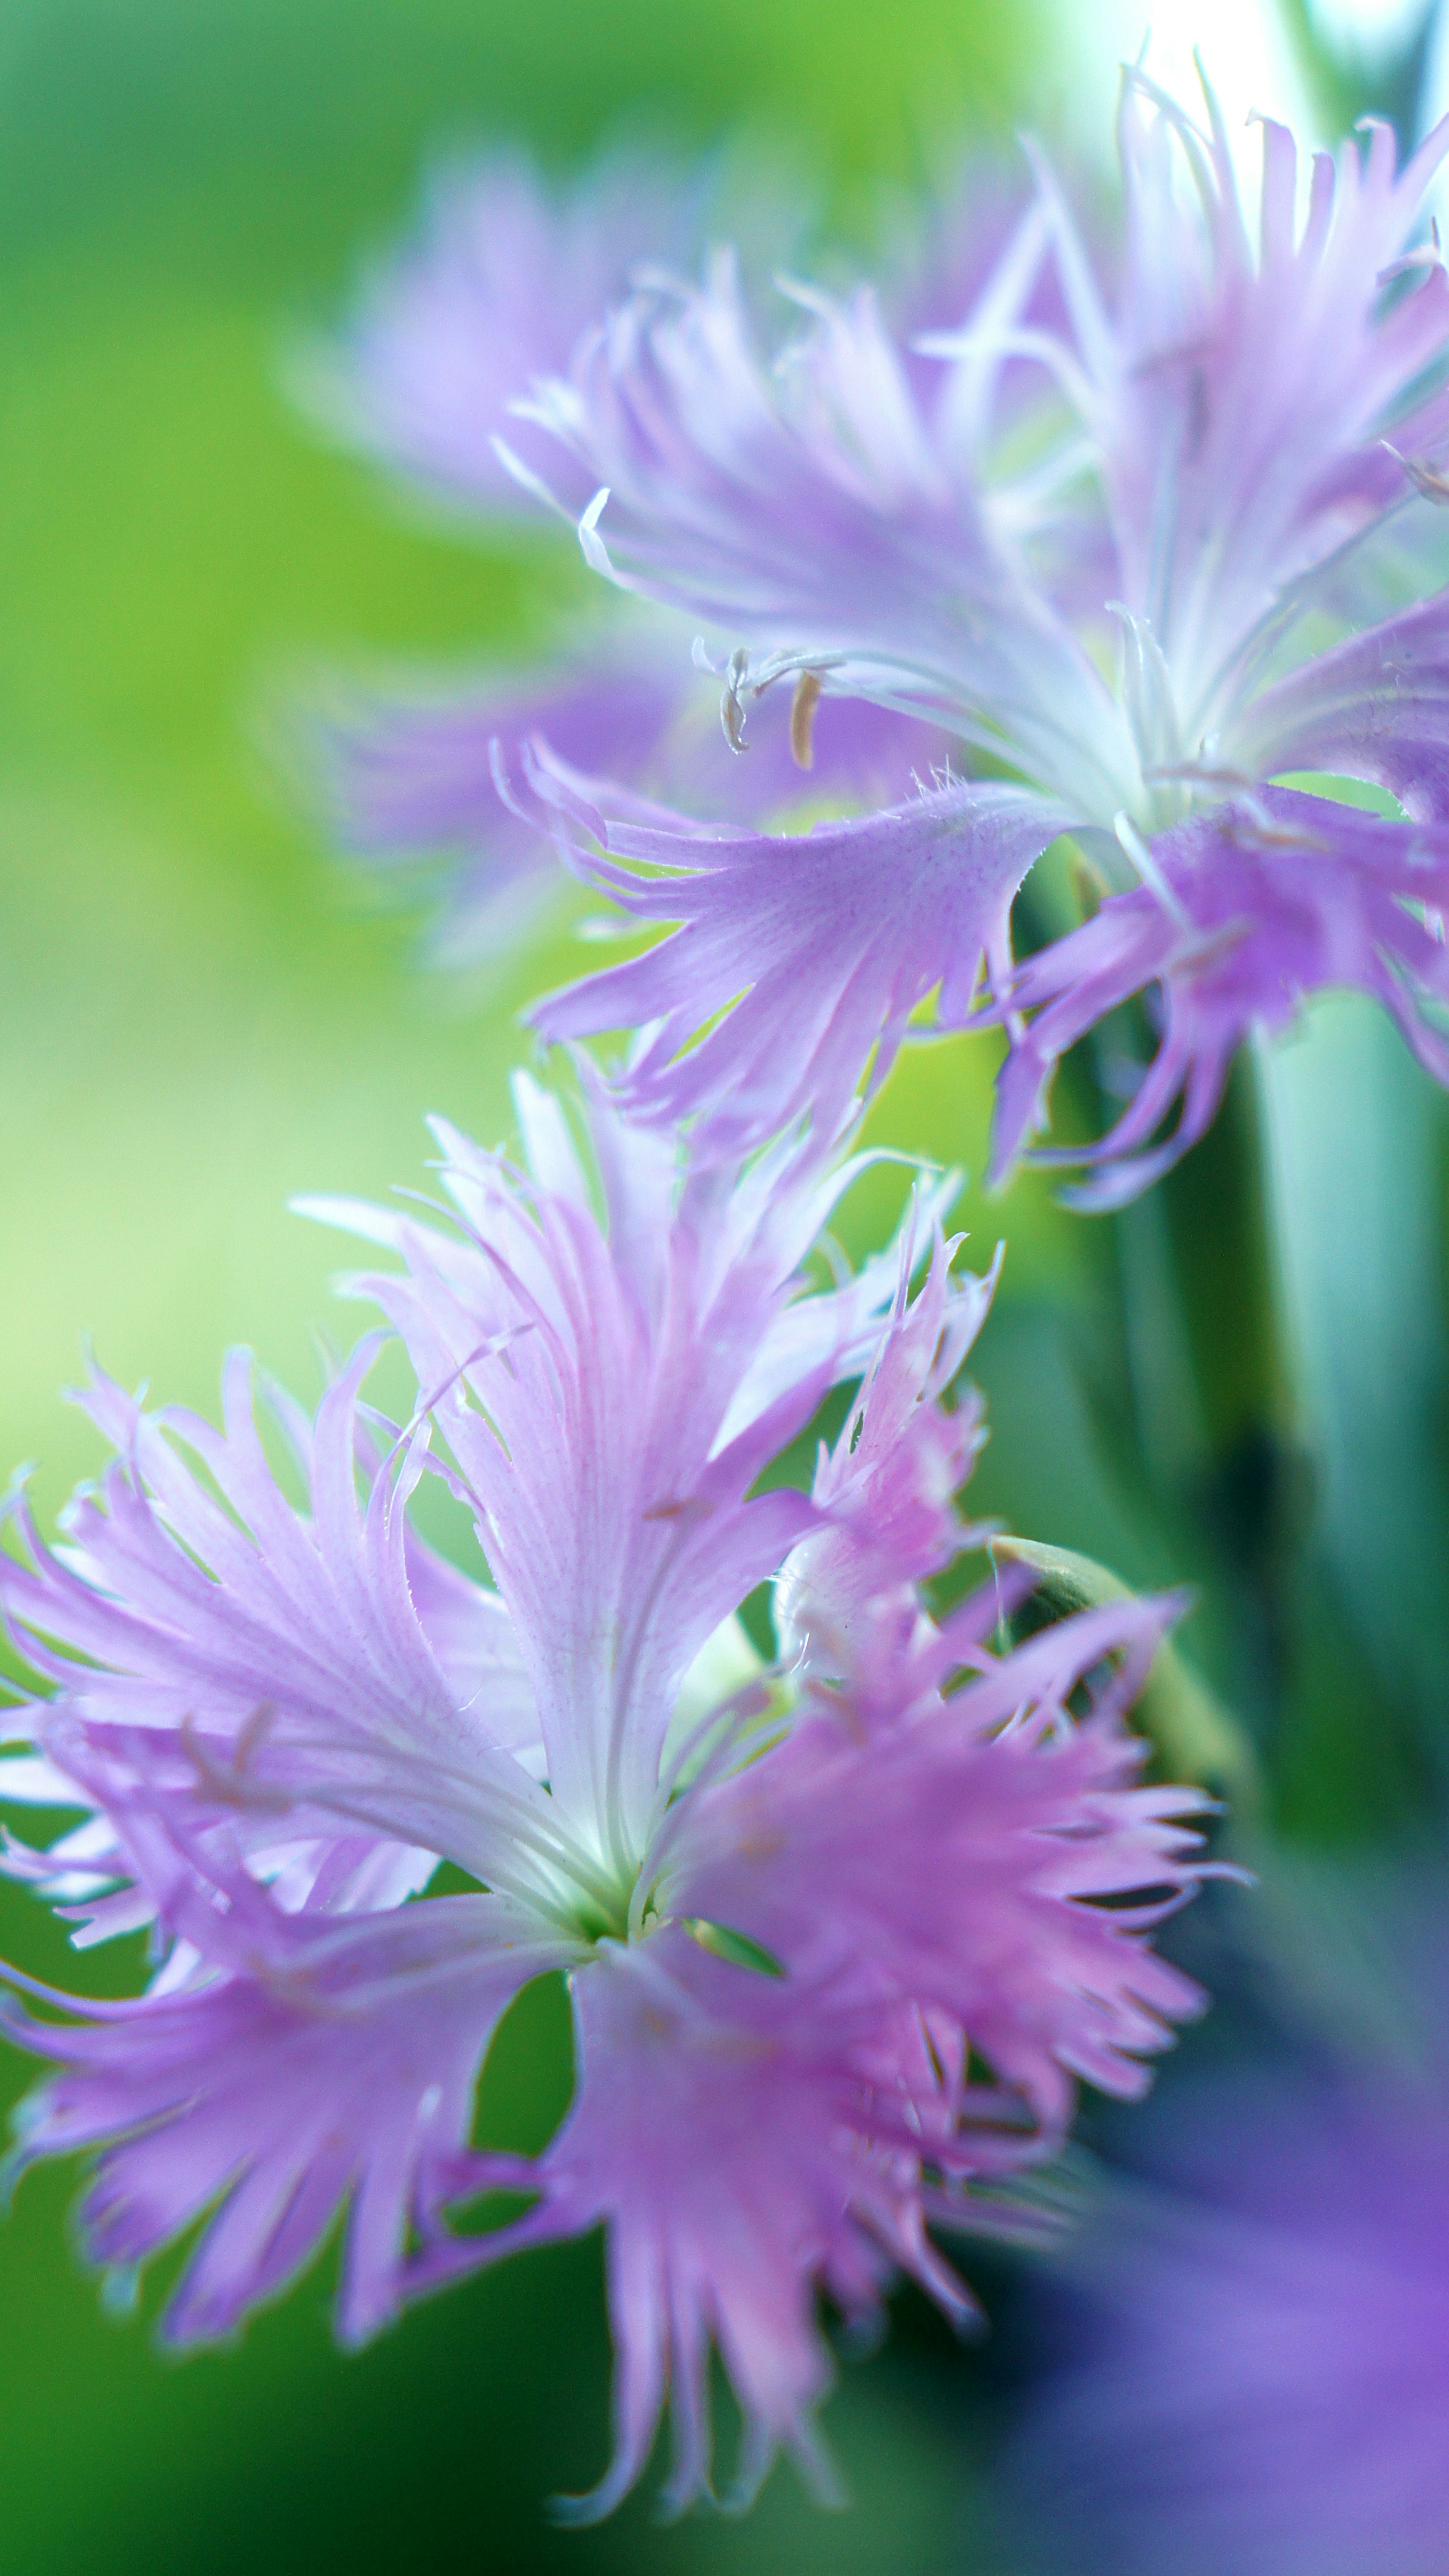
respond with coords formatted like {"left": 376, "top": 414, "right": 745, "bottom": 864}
{"left": 789, "top": 669, "right": 823, "bottom": 770}
{"left": 720, "top": 646, "right": 751, "bottom": 755}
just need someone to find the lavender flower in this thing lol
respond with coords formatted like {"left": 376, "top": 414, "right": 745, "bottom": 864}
{"left": 0, "top": 1083, "right": 1210, "bottom": 2514}
{"left": 493, "top": 73, "right": 1449, "bottom": 1203}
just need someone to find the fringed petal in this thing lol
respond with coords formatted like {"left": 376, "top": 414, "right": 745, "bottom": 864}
{"left": 518, "top": 749, "right": 1069, "bottom": 1155}
{"left": 1, "top": 1859, "right": 569, "bottom": 2347}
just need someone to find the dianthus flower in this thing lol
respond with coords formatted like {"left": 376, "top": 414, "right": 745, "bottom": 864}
{"left": 0, "top": 1081, "right": 1210, "bottom": 2513}
{"left": 345, "top": 70, "right": 1449, "bottom": 1203}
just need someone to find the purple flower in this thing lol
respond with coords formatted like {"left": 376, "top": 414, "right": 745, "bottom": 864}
{"left": 1009, "top": 2049, "right": 1449, "bottom": 2576}
{"left": 0, "top": 1082, "right": 1211, "bottom": 2514}
{"left": 494, "top": 75, "right": 1449, "bottom": 1195}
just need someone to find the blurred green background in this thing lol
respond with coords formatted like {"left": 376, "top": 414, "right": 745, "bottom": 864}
{"left": 3, "top": 2, "right": 1447, "bottom": 2568}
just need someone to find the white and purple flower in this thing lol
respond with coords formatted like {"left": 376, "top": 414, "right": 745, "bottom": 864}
{"left": 409, "top": 73, "right": 1449, "bottom": 1202}
{"left": 0, "top": 1081, "right": 1211, "bottom": 2513}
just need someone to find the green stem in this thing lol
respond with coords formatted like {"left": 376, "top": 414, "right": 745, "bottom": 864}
{"left": 1104, "top": 1046, "right": 1303, "bottom": 1772}
{"left": 1157, "top": 1048, "right": 1292, "bottom": 1486}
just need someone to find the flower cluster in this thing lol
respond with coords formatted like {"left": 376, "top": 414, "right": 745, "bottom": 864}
{"left": 11, "top": 60, "right": 1395, "bottom": 2522}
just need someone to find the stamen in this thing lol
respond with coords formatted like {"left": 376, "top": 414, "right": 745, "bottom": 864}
{"left": 180, "top": 1708, "right": 291, "bottom": 1814}
{"left": 720, "top": 646, "right": 750, "bottom": 754}
{"left": 789, "top": 670, "right": 823, "bottom": 771}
